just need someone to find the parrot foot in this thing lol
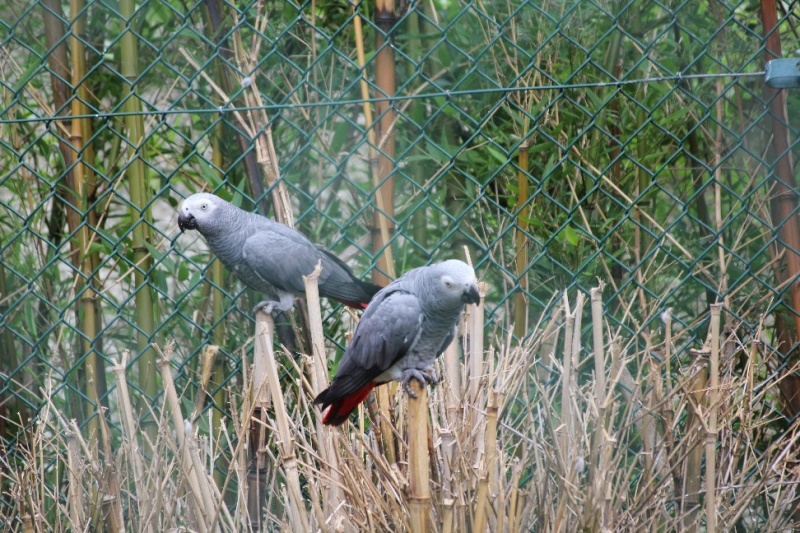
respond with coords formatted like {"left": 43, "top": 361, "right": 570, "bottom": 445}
{"left": 252, "top": 292, "right": 296, "bottom": 315}
{"left": 401, "top": 366, "right": 438, "bottom": 398}
{"left": 252, "top": 300, "right": 280, "bottom": 315}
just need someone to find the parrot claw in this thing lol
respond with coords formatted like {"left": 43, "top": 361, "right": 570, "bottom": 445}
{"left": 252, "top": 300, "right": 280, "bottom": 315}
{"left": 402, "top": 367, "right": 438, "bottom": 398}
{"left": 252, "top": 292, "right": 296, "bottom": 315}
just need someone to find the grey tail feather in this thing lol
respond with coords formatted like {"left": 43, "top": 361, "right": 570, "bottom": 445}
{"left": 316, "top": 246, "right": 383, "bottom": 303}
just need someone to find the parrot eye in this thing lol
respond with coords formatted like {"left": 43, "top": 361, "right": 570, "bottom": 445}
{"left": 201, "top": 203, "right": 208, "bottom": 210}
{"left": 444, "top": 279, "right": 454, "bottom": 289}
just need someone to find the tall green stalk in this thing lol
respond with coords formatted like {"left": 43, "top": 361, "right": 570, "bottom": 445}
{"left": 119, "top": 0, "right": 157, "bottom": 437}
{"left": 211, "top": 117, "right": 226, "bottom": 488}
{"left": 406, "top": 11, "right": 429, "bottom": 251}
{"left": 514, "top": 143, "right": 530, "bottom": 340}
{"left": 69, "top": 0, "right": 101, "bottom": 445}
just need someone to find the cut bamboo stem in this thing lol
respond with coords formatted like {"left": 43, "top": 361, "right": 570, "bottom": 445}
{"left": 112, "top": 351, "right": 154, "bottom": 533}
{"left": 559, "top": 292, "right": 574, "bottom": 458}
{"left": 303, "top": 262, "right": 344, "bottom": 522}
{"left": 589, "top": 284, "right": 606, "bottom": 530}
{"left": 248, "top": 305, "right": 271, "bottom": 528}
{"left": 682, "top": 348, "right": 709, "bottom": 533}
{"left": 706, "top": 304, "right": 721, "bottom": 533}
{"left": 254, "top": 311, "right": 309, "bottom": 533}
{"left": 514, "top": 141, "right": 530, "bottom": 340}
{"left": 468, "top": 283, "right": 488, "bottom": 404}
{"left": 407, "top": 379, "right": 431, "bottom": 533}
{"left": 66, "top": 425, "right": 85, "bottom": 530}
{"left": 474, "top": 381, "right": 502, "bottom": 532}
{"left": 156, "top": 351, "right": 213, "bottom": 533}
{"left": 96, "top": 393, "right": 124, "bottom": 532}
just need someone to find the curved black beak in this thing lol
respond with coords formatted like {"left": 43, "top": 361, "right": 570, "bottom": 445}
{"left": 462, "top": 284, "right": 481, "bottom": 305}
{"left": 177, "top": 212, "right": 197, "bottom": 232}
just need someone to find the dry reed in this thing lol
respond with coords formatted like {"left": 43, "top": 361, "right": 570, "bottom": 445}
{"left": 2, "top": 283, "right": 800, "bottom": 532}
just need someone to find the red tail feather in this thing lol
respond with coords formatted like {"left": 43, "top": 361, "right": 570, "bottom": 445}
{"left": 321, "top": 382, "right": 376, "bottom": 426}
{"left": 339, "top": 300, "right": 369, "bottom": 310}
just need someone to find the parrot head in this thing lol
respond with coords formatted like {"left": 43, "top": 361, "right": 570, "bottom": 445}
{"left": 434, "top": 259, "right": 481, "bottom": 306}
{"left": 178, "top": 193, "right": 222, "bottom": 233}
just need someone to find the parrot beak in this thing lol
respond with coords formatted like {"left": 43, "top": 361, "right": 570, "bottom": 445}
{"left": 177, "top": 212, "right": 197, "bottom": 232}
{"left": 462, "top": 284, "right": 481, "bottom": 305}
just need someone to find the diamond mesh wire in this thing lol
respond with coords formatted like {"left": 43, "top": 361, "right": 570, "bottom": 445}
{"left": 1, "top": 0, "right": 799, "bottom": 524}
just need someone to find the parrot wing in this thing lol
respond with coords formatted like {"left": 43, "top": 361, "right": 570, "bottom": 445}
{"left": 314, "top": 288, "right": 423, "bottom": 424}
{"left": 241, "top": 228, "right": 320, "bottom": 294}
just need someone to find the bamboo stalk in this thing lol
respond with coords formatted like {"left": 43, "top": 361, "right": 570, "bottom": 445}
{"left": 68, "top": 0, "right": 101, "bottom": 447}
{"left": 254, "top": 311, "right": 309, "bottom": 533}
{"left": 468, "top": 282, "right": 488, "bottom": 476}
{"left": 230, "top": 25, "right": 293, "bottom": 228}
{"left": 191, "top": 345, "right": 219, "bottom": 420}
{"left": 112, "top": 351, "right": 153, "bottom": 533}
{"left": 66, "top": 426, "right": 85, "bottom": 529}
{"left": 119, "top": 0, "right": 157, "bottom": 436}
{"left": 370, "top": 0, "right": 398, "bottom": 287}
{"left": 439, "top": 336, "right": 461, "bottom": 532}
{"left": 474, "top": 380, "right": 502, "bottom": 532}
{"left": 249, "top": 308, "right": 271, "bottom": 528}
{"left": 682, "top": 348, "right": 709, "bottom": 532}
{"left": 405, "top": 10, "right": 430, "bottom": 250}
{"left": 514, "top": 142, "right": 531, "bottom": 340}
{"left": 303, "top": 262, "right": 344, "bottom": 523}
{"left": 468, "top": 283, "right": 488, "bottom": 404}
{"left": 210, "top": 117, "right": 227, "bottom": 489}
{"left": 156, "top": 346, "right": 218, "bottom": 532}
{"left": 407, "top": 379, "right": 430, "bottom": 533}
{"left": 559, "top": 292, "right": 574, "bottom": 458}
{"left": 706, "top": 304, "right": 721, "bottom": 533}
{"left": 589, "top": 284, "right": 606, "bottom": 530}
{"left": 350, "top": 0, "right": 398, "bottom": 465}
{"left": 759, "top": 0, "right": 800, "bottom": 349}
{"left": 96, "top": 388, "right": 124, "bottom": 532}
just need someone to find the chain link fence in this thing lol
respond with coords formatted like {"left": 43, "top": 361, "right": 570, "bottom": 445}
{"left": 2, "top": 0, "right": 800, "bottom": 527}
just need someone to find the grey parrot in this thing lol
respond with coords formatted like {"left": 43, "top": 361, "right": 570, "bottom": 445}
{"left": 177, "top": 192, "right": 380, "bottom": 312}
{"left": 314, "top": 259, "right": 481, "bottom": 425}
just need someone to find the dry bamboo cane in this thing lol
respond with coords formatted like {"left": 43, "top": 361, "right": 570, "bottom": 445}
{"left": 473, "top": 380, "right": 502, "bottom": 532}
{"left": 249, "top": 292, "right": 271, "bottom": 528}
{"left": 112, "top": 351, "right": 153, "bottom": 533}
{"left": 303, "top": 263, "right": 344, "bottom": 525}
{"left": 66, "top": 425, "right": 85, "bottom": 530}
{"left": 682, "top": 347, "right": 709, "bottom": 533}
{"left": 229, "top": 17, "right": 293, "bottom": 227}
{"left": 254, "top": 311, "right": 310, "bottom": 533}
{"left": 468, "top": 283, "right": 488, "bottom": 475}
{"left": 440, "top": 340, "right": 460, "bottom": 533}
{"left": 407, "top": 379, "right": 431, "bottom": 533}
{"left": 96, "top": 395, "right": 124, "bottom": 532}
{"left": 589, "top": 284, "right": 606, "bottom": 531}
{"left": 559, "top": 292, "right": 574, "bottom": 458}
{"left": 468, "top": 284, "right": 488, "bottom": 403}
{"left": 156, "top": 353, "right": 213, "bottom": 533}
{"left": 706, "top": 304, "right": 722, "bottom": 533}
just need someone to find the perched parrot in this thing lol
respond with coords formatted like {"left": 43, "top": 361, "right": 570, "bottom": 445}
{"left": 314, "top": 259, "right": 481, "bottom": 426}
{"left": 177, "top": 192, "right": 380, "bottom": 313}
